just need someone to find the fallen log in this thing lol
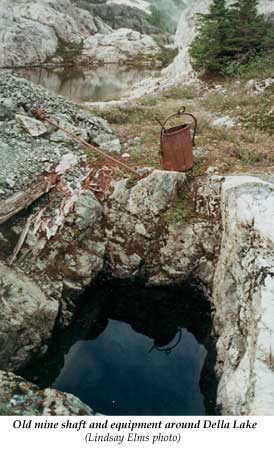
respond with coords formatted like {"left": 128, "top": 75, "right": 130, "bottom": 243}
{"left": 0, "top": 173, "right": 58, "bottom": 225}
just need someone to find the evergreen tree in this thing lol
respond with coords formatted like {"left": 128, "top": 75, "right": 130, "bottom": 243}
{"left": 189, "top": 0, "right": 230, "bottom": 72}
{"left": 227, "top": 0, "right": 267, "bottom": 62}
{"left": 189, "top": 0, "right": 274, "bottom": 74}
{"left": 263, "top": 19, "right": 274, "bottom": 52}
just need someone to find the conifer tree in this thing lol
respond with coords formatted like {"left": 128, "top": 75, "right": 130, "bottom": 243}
{"left": 263, "top": 19, "right": 274, "bottom": 52}
{"left": 189, "top": 0, "right": 274, "bottom": 74}
{"left": 189, "top": 0, "right": 230, "bottom": 72}
{"left": 227, "top": 0, "right": 267, "bottom": 62}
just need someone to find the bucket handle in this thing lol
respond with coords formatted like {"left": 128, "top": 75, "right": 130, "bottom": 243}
{"left": 155, "top": 107, "right": 198, "bottom": 146}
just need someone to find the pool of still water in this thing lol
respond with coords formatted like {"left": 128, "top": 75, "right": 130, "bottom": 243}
{"left": 21, "top": 285, "right": 216, "bottom": 416}
{"left": 54, "top": 320, "right": 206, "bottom": 416}
{"left": 11, "top": 65, "right": 158, "bottom": 103}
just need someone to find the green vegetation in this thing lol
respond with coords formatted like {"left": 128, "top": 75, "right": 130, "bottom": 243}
{"left": 162, "top": 84, "right": 202, "bottom": 100}
{"left": 158, "top": 45, "right": 179, "bottom": 68}
{"left": 241, "top": 84, "right": 274, "bottom": 133}
{"left": 85, "top": 51, "right": 274, "bottom": 181}
{"left": 189, "top": 0, "right": 274, "bottom": 75}
{"left": 148, "top": 5, "right": 177, "bottom": 33}
{"left": 236, "top": 52, "right": 274, "bottom": 79}
{"left": 189, "top": 0, "right": 229, "bottom": 73}
{"left": 163, "top": 189, "right": 196, "bottom": 227}
{"left": 200, "top": 89, "right": 258, "bottom": 114}
{"left": 199, "top": 80, "right": 274, "bottom": 136}
{"left": 91, "top": 103, "right": 160, "bottom": 125}
{"left": 232, "top": 140, "right": 264, "bottom": 163}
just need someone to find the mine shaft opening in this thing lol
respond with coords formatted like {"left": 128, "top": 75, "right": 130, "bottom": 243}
{"left": 20, "top": 281, "right": 218, "bottom": 416}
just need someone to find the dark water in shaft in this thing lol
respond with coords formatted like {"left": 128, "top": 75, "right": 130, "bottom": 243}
{"left": 20, "top": 284, "right": 217, "bottom": 416}
{"left": 54, "top": 320, "right": 206, "bottom": 415}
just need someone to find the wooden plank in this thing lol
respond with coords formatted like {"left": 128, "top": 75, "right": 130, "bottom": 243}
{"left": 0, "top": 173, "right": 58, "bottom": 225}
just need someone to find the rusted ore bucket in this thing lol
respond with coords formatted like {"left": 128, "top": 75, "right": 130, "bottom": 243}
{"left": 156, "top": 107, "right": 197, "bottom": 172}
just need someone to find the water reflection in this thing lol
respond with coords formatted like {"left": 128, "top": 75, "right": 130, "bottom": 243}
{"left": 54, "top": 320, "right": 206, "bottom": 415}
{"left": 11, "top": 66, "right": 157, "bottom": 102}
{"left": 19, "top": 284, "right": 217, "bottom": 415}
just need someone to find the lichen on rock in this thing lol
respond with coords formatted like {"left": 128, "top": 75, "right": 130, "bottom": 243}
{"left": 0, "top": 262, "right": 59, "bottom": 371}
{"left": 0, "top": 371, "right": 95, "bottom": 415}
{"left": 212, "top": 176, "right": 274, "bottom": 415}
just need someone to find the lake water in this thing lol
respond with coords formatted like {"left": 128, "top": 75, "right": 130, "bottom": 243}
{"left": 20, "top": 285, "right": 216, "bottom": 416}
{"left": 12, "top": 65, "right": 157, "bottom": 103}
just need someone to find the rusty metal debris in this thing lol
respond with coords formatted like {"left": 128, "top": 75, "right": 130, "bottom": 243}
{"left": 156, "top": 107, "right": 197, "bottom": 172}
{"left": 32, "top": 108, "right": 142, "bottom": 179}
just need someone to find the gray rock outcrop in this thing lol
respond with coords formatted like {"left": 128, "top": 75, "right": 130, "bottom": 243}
{"left": 0, "top": 371, "right": 95, "bottom": 415}
{"left": 212, "top": 176, "right": 274, "bottom": 415}
{"left": 0, "top": 263, "right": 58, "bottom": 371}
{"left": 0, "top": 73, "right": 119, "bottom": 369}
{"left": 83, "top": 28, "right": 163, "bottom": 65}
{"left": 76, "top": 0, "right": 186, "bottom": 37}
{"left": 104, "top": 172, "right": 221, "bottom": 290}
{"left": 76, "top": 0, "right": 160, "bottom": 35}
{"left": 0, "top": 0, "right": 100, "bottom": 68}
{"left": 2, "top": 168, "right": 273, "bottom": 415}
{"left": 0, "top": 0, "right": 168, "bottom": 68}
{"left": 0, "top": 75, "right": 274, "bottom": 416}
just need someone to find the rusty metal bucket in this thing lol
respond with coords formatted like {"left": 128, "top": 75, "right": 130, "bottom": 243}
{"left": 156, "top": 107, "right": 197, "bottom": 172}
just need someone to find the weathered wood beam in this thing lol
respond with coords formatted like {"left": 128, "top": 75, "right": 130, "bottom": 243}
{"left": 0, "top": 174, "right": 58, "bottom": 225}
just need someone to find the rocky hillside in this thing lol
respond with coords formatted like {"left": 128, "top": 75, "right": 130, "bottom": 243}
{"left": 0, "top": 72, "right": 274, "bottom": 415}
{"left": 76, "top": 0, "right": 186, "bottom": 35}
{"left": 0, "top": 0, "right": 175, "bottom": 69}
{"left": 0, "top": 0, "right": 104, "bottom": 68}
{"left": 75, "top": 0, "right": 159, "bottom": 35}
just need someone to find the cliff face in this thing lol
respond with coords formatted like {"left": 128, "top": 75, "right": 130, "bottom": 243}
{"left": 75, "top": 0, "right": 186, "bottom": 37}
{"left": 0, "top": 0, "right": 174, "bottom": 68}
{"left": 0, "top": 0, "right": 105, "bottom": 68}
{"left": 75, "top": 0, "right": 159, "bottom": 35}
